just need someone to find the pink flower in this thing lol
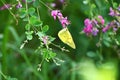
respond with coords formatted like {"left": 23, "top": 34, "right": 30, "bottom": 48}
{"left": 50, "top": 3, "right": 56, "bottom": 7}
{"left": 92, "top": 19, "right": 98, "bottom": 25}
{"left": 84, "top": 18, "right": 91, "bottom": 26}
{"left": 60, "top": 17, "right": 70, "bottom": 28}
{"left": 42, "top": 36, "right": 48, "bottom": 45}
{"left": 113, "top": 27, "right": 118, "bottom": 31}
{"left": 59, "top": 0, "right": 64, "bottom": 3}
{"left": 102, "top": 23, "right": 111, "bottom": 32}
{"left": 109, "top": 7, "right": 116, "bottom": 16}
{"left": 83, "top": 18, "right": 99, "bottom": 36}
{"left": 92, "top": 28, "right": 99, "bottom": 36}
{"left": 16, "top": 2, "right": 22, "bottom": 8}
{"left": 0, "top": 4, "right": 11, "bottom": 10}
{"left": 51, "top": 10, "right": 70, "bottom": 28}
{"left": 57, "top": 12, "right": 63, "bottom": 19}
{"left": 118, "top": 6, "right": 120, "bottom": 11}
{"left": 98, "top": 15, "right": 105, "bottom": 25}
{"left": 83, "top": 24, "right": 93, "bottom": 35}
{"left": 51, "top": 10, "right": 60, "bottom": 20}
{"left": 83, "top": 18, "right": 93, "bottom": 35}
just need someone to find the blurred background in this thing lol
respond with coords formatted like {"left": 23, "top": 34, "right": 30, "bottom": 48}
{"left": 0, "top": 0, "right": 120, "bottom": 80}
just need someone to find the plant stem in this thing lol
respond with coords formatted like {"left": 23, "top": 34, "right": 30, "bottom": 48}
{"left": 25, "top": 0, "right": 30, "bottom": 24}
{"left": 36, "top": 7, "right": 43, "bottom": 30}
{"left": 39, "top": 0, "right": 52, "bottom": 10}
{"left": 99, "top": 32, "right": 103, "bottom": 61}
{"left": 50, "top": 43, "right": 69, "bottom": 52}
{"left": 37, "top": 7, "right": 41, "bottom": 21}
{"left": 2, "top": 26, "right": 9, "bottom": 75}
{"left": 0, "top": 0, "right": 18, "bottom": 25}
{"left": 0, "top": 71, "right": 7, "bottom": 79}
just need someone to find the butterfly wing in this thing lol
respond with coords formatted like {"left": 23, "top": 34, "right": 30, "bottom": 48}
{"left": 58, "top": 28, "right": 76, "bottom": 49}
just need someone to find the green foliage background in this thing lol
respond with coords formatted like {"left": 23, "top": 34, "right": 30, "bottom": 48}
{"left": 0, "top": 0, "right": 120, "bottom": 80}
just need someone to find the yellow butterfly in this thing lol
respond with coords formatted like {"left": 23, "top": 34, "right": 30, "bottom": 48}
{"left": 58, "top": 28, "right": 76, "bottom": 49}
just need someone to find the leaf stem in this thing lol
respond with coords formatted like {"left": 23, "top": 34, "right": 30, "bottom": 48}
{"left": 37, "top": 7, "right": 41, "bottom": 21}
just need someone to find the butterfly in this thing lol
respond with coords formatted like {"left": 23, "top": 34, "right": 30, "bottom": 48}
{"left": 58, "top": 28, "right": 76, "bottom": 49}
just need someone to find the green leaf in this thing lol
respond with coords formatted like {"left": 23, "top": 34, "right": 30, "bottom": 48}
{"left": 33, "top": 0, "right": 40, "bottom": 7}
{"left": 25, "top": 31, "right": 33, "bottom": 40}
{"left": 42, "top": 49, "right": 49, "bottom": 59}
{"left": 37, "top": 31, "right": 45, "bottom": 39}
{"left": 30, "top": 16, "right": 43, "bottom": 26}
{"left": 91, "top": 4, "right": 96, "bottom": 9}
{"left": 26, "top": 34, "right": 33, "bottom": 40}
{"left": 86, "top": 51, "right": 97, "bottom": 58}
{"left": 42, "top": 25, "right": 49, "bottom": 32}
{"left": 23, "top": 17, "right": 29, "bottom": 21}
{"left": 103, "top": 40, "right": 110, "bottom": 47}
{"left": 19, "top": 8, "right": 27, "bottom": 18}
{"left": 27, "top": 0, "right": 33, "bottom": 3}
{"left": 25, "top": 24, "right": 31, "bottom": 30}
{"left": 42, "top": 49, "right": 56, "bottom": 60}
{"left": 49, "top": 51, "right": 56, "bottom": 58}
{"left": 113, "top": 2, "right": 118, "bottom": 9}
{"left": 7, "top": 76, "right": 18, "bottom": 80}
{"left": 28, "top": 7, "right": 35, "bottom": 16}
{"left": 34, "top": 20, "right": 43, "bottom": 27}
{"left": 44, "top": 0, "right": 54, "bottom": 2}
{"left": 49, "top": 36, "right": 55, "bottom": 42}
{"left": 25, "top": 31, "right": 33, "bottom": 35}
{"left": 30, "top": 16, "right": 36, "bottom": 24}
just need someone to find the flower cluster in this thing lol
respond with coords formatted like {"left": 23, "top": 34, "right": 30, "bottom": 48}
{"left": 0, "top": 1, "right": 24, "bottom": 10}
{"left": 59, "top": 0, "right": 65, "bottom": 3}
{"left": 50, "top": 0, "right": 65, "bottom": 8}
{"left": 0, "top": 4, "right": 11, "bottom": 10}
{"left": 51, "top": 10, "right": 70, "bottom": 28}
{"left": 83, "top": 5, "right": 120, "bottom": 36}
{"left": 102, "top": 6, "right": 120, "bottom": 32}
{"left": 83, "top": 15, "right": 105, "bottom": 36}
{"left": 16, "top": 2, "right": 22, "bottom": 9}
{"left": 102, "top": 21, "right": 119, "bottom": 33}
{"left": 109, "top": 7, "right": 120, "bottom": 16}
